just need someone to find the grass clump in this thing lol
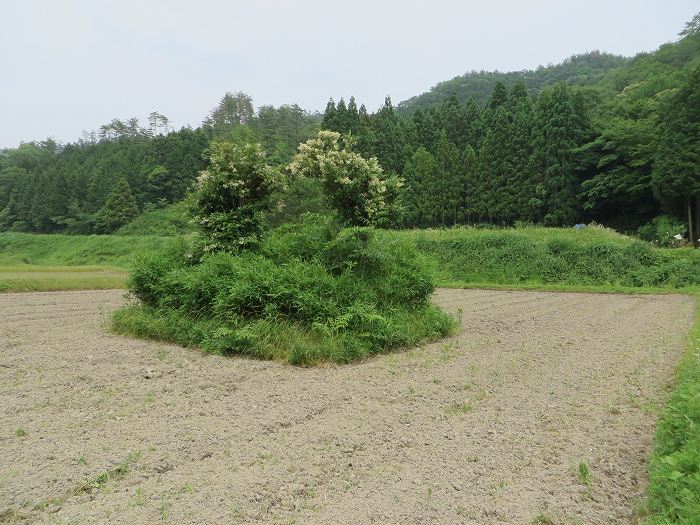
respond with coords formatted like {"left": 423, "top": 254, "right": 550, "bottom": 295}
{"left": 577, "top": 462, "right": 591, "bottom": 485}
{"left": 113, "top": 215, "right": 455, "bottom": 365}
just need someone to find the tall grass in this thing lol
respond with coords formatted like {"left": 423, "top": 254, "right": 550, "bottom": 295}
{"left": 0, "top": 232, "right": 172, "bottom": 266}
{"left": 393, "top": 226, "right": 700, "bottom": 288}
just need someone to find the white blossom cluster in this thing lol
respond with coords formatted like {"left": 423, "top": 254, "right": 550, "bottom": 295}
{"left": 289, "top": 131, "right": 403, "bottom": 226}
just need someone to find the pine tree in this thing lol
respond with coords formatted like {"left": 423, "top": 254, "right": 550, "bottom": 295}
{"left": 95, "top": 178, "right": 140, "bottom": 233}
{"left": 531, "top": 83, "right": 580, "bottom": 225}
{"left": 413, "top": 107, "right": 441, "bottom": 152}
{"left": 371, "top": 96, "right": 407, "bottom": 174}
{"left": 322, "top": 99, "right": 337, "bottom": 131}
{"left": 347, "top": 96, "right": 361, "bottom": 134}
{"left": 489, "top": 82, "right": 508, "bottom": 110}
{"left": 508, "top": 82, "right": 537, "bottom": 221}
{"left": 476, "top": 107, "right": 512, "bottom": 223}
{"left": 460, "top": 144, "right": 477, "bottom": 223}
{"left": 435, "top": 131, "right": 461, "bottom": 225}
{"left": 402, "top": 147, "right": 439, "bottom": 226}
{"left": 335, "top": 98, "right": 349, "bottom": 132}
{"left": 463, "top": 96, "right": 483, "bottom": 151}
{"left": 441, "top": 93, "right": 466, "bottom": 149}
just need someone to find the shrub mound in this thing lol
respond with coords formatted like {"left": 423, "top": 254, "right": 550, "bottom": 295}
{"left": 113, "top": 215, "right": 455, "bottom": 365}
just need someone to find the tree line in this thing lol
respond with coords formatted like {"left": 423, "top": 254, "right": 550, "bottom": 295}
{"left": 0, "top": 96, "right": 320, "bottom": 233}
{"left": 0, "top": 15, "right": 698, "bottom": 239}
{"left": 319, "top": 20, "right": 700, "bottom": 240}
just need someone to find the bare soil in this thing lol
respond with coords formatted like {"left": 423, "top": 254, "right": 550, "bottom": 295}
{"left": 0, "top": 289, "right": 694, "bottom": 524}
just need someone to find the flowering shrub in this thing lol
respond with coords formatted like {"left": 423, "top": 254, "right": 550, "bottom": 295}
{"left": 288, "top": 131, "right": 403, "bottom": 227}
{"left": 189, "top": 142, "right": 283, "bottom": 252}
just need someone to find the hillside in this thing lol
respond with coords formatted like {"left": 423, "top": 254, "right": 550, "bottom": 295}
{"left": 397, "top": 51, "right": 629, "bottom": 112}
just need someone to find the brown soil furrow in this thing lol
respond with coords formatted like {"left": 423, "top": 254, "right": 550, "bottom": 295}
{"left": 0, "top": 289, "right": 694, "bottom": 525}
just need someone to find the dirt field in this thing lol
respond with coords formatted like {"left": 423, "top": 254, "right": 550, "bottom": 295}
{"left": 0, "top": 289, "right": 694, "bottom": 524}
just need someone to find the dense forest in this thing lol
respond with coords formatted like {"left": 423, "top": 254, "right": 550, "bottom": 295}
{"left": 1, "top": 14, "right": 698, "bottom": 241}
{"left": 0, "top": 97, "right": 320, "bottom": 234}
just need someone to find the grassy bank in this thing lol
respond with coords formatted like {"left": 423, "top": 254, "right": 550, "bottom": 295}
{"left": 0, "top": 232, "right": 171, "bottom": 292}
{"left": 0, "top": 232, "right": 172, "bottom": 266}
{"left": 643, "top": 288, "right": 700, "bottom": 524}
{"left": 393, "top": 226, "right": 700, "bottom": 288}
{"left": 116, "top": 202, "right": 195, "bottom": 236}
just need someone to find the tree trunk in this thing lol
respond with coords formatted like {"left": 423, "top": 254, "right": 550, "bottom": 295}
{"left": 688, "top": 195, "right": 695, "bottom": 248}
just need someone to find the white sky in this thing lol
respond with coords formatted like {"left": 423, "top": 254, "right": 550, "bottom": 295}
{"left": 1, "top": 0, "right": 697, "bottom": 148}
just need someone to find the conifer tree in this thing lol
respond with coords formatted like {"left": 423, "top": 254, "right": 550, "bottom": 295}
{"left": 322, "top": 99, "right": 338, "bottom": 131}
{"left": 489, "top": 82, "right": 508, "bottom": 110}
{"left": 531, "top": 83, "right": 580, "bottom": 225}
{"left": 462, "top": 96, "right": 483, "bottom": 150}
{"left": 435, "top": 131, "right": 461, "bottom": 225}
{"left": 460, "top": 145, "right": 477, "bottom": 223}
{"left": 347, "top": 96, "right": 361, "bottom": 134}
{"left": 476, "top": 107, "right": 512, "bottom": 222}
{"left": 95, "top": 178, "right": 140, "bottom": 233}
{"left": 402, "top": 147, "right": 439, "bottom": 226}
{"left": 441, "top": 93, "right": 466, "bottom": 149}
{"left": 335, "top": 98, "right": 349, "bottom": 132}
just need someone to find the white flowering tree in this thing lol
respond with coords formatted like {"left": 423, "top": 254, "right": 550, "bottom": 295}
{"left": 288, "top": 131, "right": 403, "bottom": 227}
{"left": 190, "top": 142, "right": 282, "bottom": 251}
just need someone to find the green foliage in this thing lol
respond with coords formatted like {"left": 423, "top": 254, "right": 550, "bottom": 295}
{"left": 0, "top": 232, "right": 171, "bottom": 266}
{"left": 398, "top": 51, "right": 629, "bottom": 112}
{"left": 645, "top": 297, "right": 700, "bottom": 524}
{"left": 116, "top": 202, "right": 195, "bottom": 236}
{"left": 638, "top": 216, "right": 688, "bottom": 247}
{"left": 188, "top": 142, "right": 282, "bottom": 252}
{"left": 266, "top": 176, "right": 333, "bottom": 227}
{"left": 95, "top": 178, "right": 140, "bottom": 233}
{"left": 116, "top": 218, "right": 454, "bottom": 365}
{"left": 578, "top": 462, "right": 591, "bottom": 485}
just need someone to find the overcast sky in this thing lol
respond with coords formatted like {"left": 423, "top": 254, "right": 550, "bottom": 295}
{"left": 1, "top": 0, "right": 697, "bottom": 148}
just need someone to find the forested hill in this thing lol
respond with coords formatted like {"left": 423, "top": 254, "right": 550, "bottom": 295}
{"left": 1, "top": 14, "right": 698, "bottom": 240}
{"left": 397, "top": 51, "right": 629, "bottom": 113}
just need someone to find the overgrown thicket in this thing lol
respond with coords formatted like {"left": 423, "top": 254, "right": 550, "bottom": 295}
{"left": 112, "top": 140, "right": 454, "bottom": 364}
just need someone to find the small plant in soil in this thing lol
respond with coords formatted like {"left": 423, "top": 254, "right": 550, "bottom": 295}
{"left": 445, "top": 402, "right": 472, "bottom": 415}
{"left": 531, "top": 514, "right": 556, "bottom": 525}
{"left": 578, "top": 462, "right": 591, "bottom": 485}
